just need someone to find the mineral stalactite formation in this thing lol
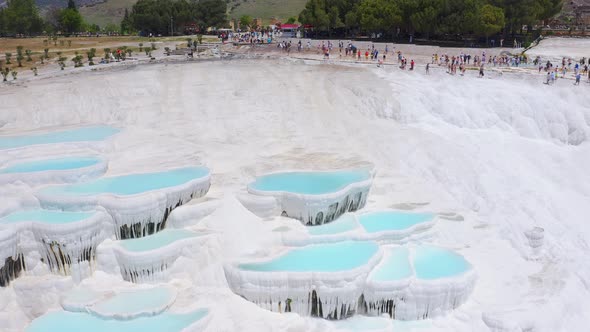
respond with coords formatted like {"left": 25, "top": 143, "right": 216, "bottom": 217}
{"left": 0, "top": 254, "right": 26, "bottom": 287}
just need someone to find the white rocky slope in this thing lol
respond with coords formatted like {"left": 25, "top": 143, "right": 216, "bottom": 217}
{"left": 0, "top": 49, "right": 589, "bottom": 331}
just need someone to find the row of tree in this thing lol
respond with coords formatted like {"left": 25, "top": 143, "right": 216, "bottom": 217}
{"left": 122, "top": 0, "right": 228, "bottom": 36}
{"left": 298, "top": 0, "right": 563, "bottom": 40}
{"left": 0, "top": 0, "right": 85, "bottom": 36}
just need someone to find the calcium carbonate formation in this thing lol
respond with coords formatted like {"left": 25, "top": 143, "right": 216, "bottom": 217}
{"left": 36, "top": 167, "right": 211, "bottom": 239}
{"left": 225, "top": 243, "right": 475, "bottom": 321}
{"left": 0, "top": 210, "right": 112, "bottom": 277}
{"left": 62, "top": 286, "right": 178, "bottom": 320}
{"left": 281, "top": 211, "right": 437, "bottom": 246}
{"left": 0, "top": 156, "right": 108, "bottom": 186}
{"left": 0, "top": 229, "right": 25, "bottom": 287}
{"left": 225, "top": 241, "right": 383, "bottom": 319}
{"left": 113, "top": 229, "right": 203, "bottom": 283}
{"left": 29, "top": 286, "right": 209, "bottom": 332}
{"left": 363, "top": 246, "right": 476, "bottom": 320}
{"left": 247, "top": 169, "right": 373, "bottom": 226}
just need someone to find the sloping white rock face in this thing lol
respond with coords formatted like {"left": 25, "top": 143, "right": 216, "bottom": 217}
{"left": 0, "top": 229, "right": 25, "bottom": 287}
{"left": 247, "top": 169, "right": 374, "bottom": 226}
{"left": 0, "top": 210, "right": 112, "bottom": 278}
{"left": 363, "top": 245, "right": 476, "bottom": 320}
{"left": 113, "top": 229, "right": 204, "bottom": 283}
{"left": 36, "top": 167, "right": 211, "bottom": 239}
{"left": 0, "top": 156, "right": 108, "bottom": 186}
{"left": 225, "top": 241, "right": 382, "bottom": 319}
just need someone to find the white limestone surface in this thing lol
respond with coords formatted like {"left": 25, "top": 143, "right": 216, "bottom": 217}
{"left": 247, "top": 169, "right": 374, "bottom": 226}
{"left": 112, "top": 229, "right": 207, "bottom": 283}
{"left": 35, "top": 167, "right": 211, "bottom": 239}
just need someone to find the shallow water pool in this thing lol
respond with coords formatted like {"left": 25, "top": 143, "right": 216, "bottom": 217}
{"left": 90, "top": 287, "right": 176, "bottom": 318}
{"left": 41, "top": 167, "right": 209, "bottom": 196}
{"left": 25, "top": 309, "right": 208, "bottom": 332}
{"left": 307, "top": 214, "right": 358, "bottom": 236}
{"left": 0, "top": 126, "right": 120, "bottom": 150}
{"left": 239, "top": 241, "right": 378, "bottom": 272}
{"left": 0, "top": 210, "right": 95, "bottom": 225}
{"left": 119, "top": 229, "right": 198, "bottom": 252}
{"left": 249, "top": 169, "right": 371, "bottom": 195}
{"left": 359, "top": 211, "right": 433, "bottom": 233}
{"left": 368, "top": 247, "right": 412, "bottom": 282}
{"left": 0, "top": 157, "right": 102, "bottom": 174}
{"left": 413, "top": 246, "right": 471, "bottom": 280}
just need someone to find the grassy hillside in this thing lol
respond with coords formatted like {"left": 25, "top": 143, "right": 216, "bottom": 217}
{"left": 77, "top": 0, "right": 306, "bottom": 28}
{"left": 79, "top": 0, "right": 136, "bottom": 27}
{"left": 228, "top": 0, "right": 307, "bottom": 23}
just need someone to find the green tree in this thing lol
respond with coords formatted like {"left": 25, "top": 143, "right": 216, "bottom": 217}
{"left": 1, "top": 68, "right": 9, "bottom": 82}
{"left": 286, "top": 17, "right": 297, "bottom": 24}
{"left": 478, "top": 4, "right": 505, "bottom": 42}
{"left": 357, "top": 0, "right": 401, "bottom": 38}
{"left": 194, "top": 0, "right": 228, "bottom": 31}
{"left": 410, "top": 3, "right": 439, "bottom": 39}
{"left": 239, "top": 15, "right": 253, "bottom": 30}
{"left": 120, "top": 8, "right": 133, "bottom": 34}
{"left": 87, "top": 48, "right": 96, "bottom": 65}
{"left": 59, "top": 8, "right": 84, "bottom": 34}
{"left": 299, "top": 0, "right": 330, "bottom": 35}
{"left": 16, "top": 46, "right": 24, "bottom": 67}
{"left": 68, "top": 0, "right": 78, "bottom": 11}
{"left": 2, "top": 0, "right": 44, "bottom": 35}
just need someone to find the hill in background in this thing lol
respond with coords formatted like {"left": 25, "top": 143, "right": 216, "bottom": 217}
{"left": 79, "top": 0, "right": 307, "bottom": 28}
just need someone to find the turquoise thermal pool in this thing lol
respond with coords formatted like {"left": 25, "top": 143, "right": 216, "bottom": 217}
{"left": 412, "top": 245, "right": 472, "bottom": 280}
{"left": 0, "top": 157, "right": 102, "bottom": 174}
{"left": 248, "top": 169, "right": 371, "bottom": 195}
{"left": 40, "top": 167, "right": 210, "bottom": 196}
{"left": 118, "top": 229, "right": 198, "bottom": 252}
{"left": 0, "top": 210, "right": 95, "bottom": 225}
{"left": 307, "top": 214, "right": 359, "bottom": 236}
{"left": 239, "top": 241, "right": 378, "bottom": 272}
{"left": 89, "top": 287, "right": 176, "bottom": 318}
{"left": 368, "top": 247, "right": 412, "bottom": 282}
{"left": 358, "top": 211, "right": 434, "bottom": 233}
{"left": 0, "top": 126, "right": 120, "bottom": 150}
{"left": 25, "top": 309, "right": 208, "bottom": 332}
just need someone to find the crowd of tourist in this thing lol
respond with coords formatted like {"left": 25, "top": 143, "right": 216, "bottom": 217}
{"left": 267, "top": 38, "right": 590, "bottom": 86}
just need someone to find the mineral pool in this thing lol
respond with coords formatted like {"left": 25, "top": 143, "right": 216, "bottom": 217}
{"left": 239, "top": 241, "right": 378, "bottom": 272}
{"left": 307, "top": 214, "right": 359, "bottom": 236}
{"left": 89, "top": 287, "right": 176, "bottom": 318}
{"left": 413, "top": 246, "right": 472, "bottom": 280}
{"left": 40, "top": 167, "right": 210, "bottom": 196}
{"left": 368, "top": 247, "right": 413, "bottom": 282}
{"left": 248, "top": 169, "right": 371, "bottom": 195}
{"left": 0, "top": 156, "right": 102, "bottom": 174}
{"left": 0, "top": 126, "right": 120, "bottom": 150}
{"left": 25, "top": 309, "right": 208, "bottom": 332}
{"left": 118, "top": 229, "right": 198, "bottom": 252}
{"left": 358, "top": 211, "right": 434, "bottom": 233}
{"left": 0, "top": 210, "right": 95, "bottom": 225}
